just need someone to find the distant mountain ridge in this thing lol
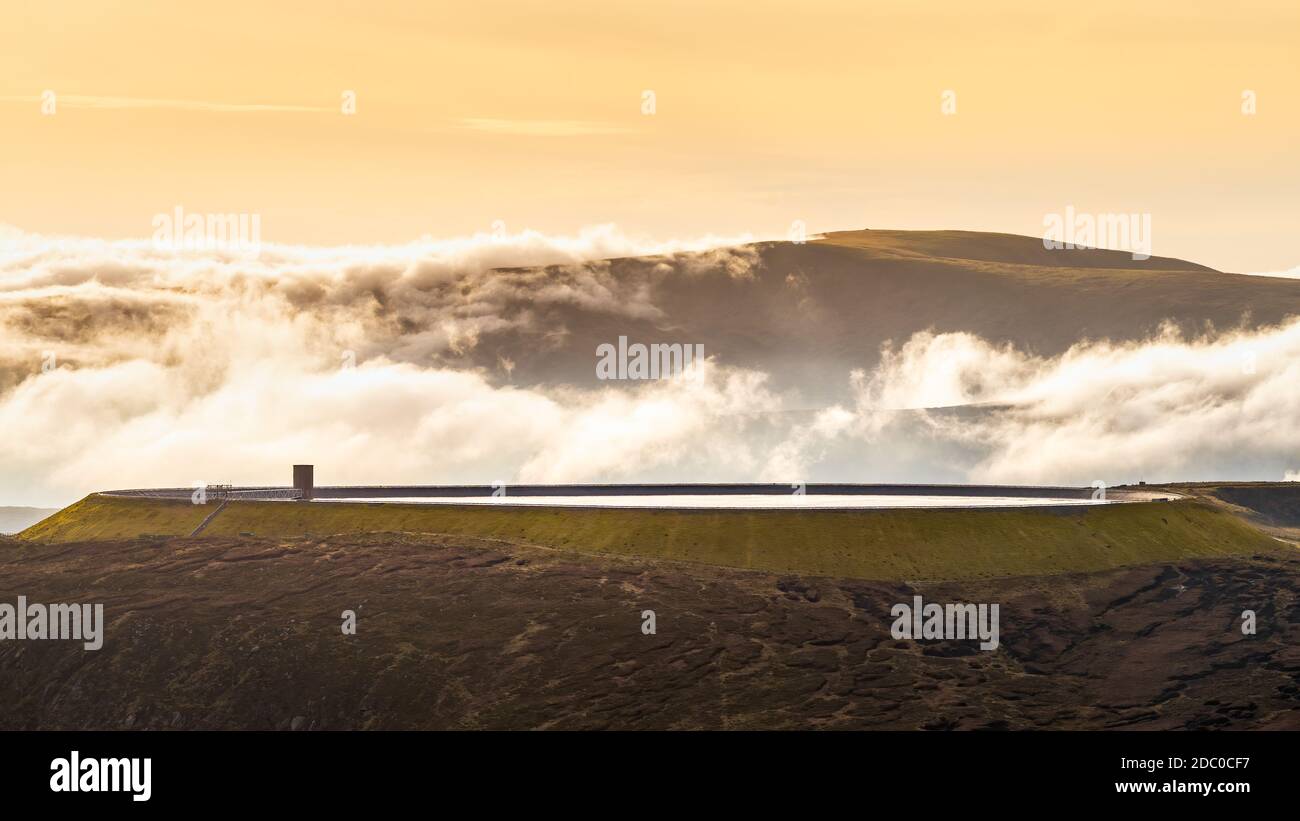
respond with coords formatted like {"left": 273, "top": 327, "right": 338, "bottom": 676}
{"left": 443, "top": 229, "right": 1300, "bottom": 401}
{"left": 0, "top": 507, "right": 58, "bottom": 535}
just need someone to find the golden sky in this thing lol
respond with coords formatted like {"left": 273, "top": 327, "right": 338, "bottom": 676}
{"left": 1, "top": 0, "right": 1297, "bottom": 271}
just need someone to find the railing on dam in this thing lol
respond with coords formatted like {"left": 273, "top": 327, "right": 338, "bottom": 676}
{"left": 105, "top": 486, "right": 304, "bottom": 501}
{"left": 100, "top": 483, "right": 1174, "bottom": 505}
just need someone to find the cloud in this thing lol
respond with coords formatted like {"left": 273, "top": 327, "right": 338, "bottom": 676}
{"left": 0, "top": 331, "right": 783, "bottom": 505}
{"left": 0, "top": 224, "right": 761, "bottom": 381}
{"left": 454, "top": 118, "right": 631, "bottom": 137}
{"left": 0, "top": 226, "right": 769, "bottom": 504}
{"left": 824, "top": 321, "right": 1300, "bottom": 486}
{"left": 1243, "top": 265, "right": 1300, "bottom": 280}
{"left": 0, "top": 95, "right": 330, "bottom": 113}
{"left": 5, "top": 225, "right": 1300, "bottom": 506}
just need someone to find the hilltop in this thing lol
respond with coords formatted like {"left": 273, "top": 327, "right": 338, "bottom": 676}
{"left": 430, "top": 229, "right": 1300, "bottom": 400}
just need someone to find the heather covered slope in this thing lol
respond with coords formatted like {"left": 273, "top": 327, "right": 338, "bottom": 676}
{"left": 7, "top": 485, "right": 1296, "bottom": 730}
{"left": 1, "top": 531, "right": 1296, "bottom": 730}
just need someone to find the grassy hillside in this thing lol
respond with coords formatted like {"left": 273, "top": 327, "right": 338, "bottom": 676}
{"left": 1157, "top": 482, "right": 1300, "bottom": 545}
{"left": 17, "top": 494, "right": 213, "bottom": 543}
{"left": 1204, "top": 483, "right": 1300, "bottom": 526}
{"left": 17, "top": 494, "right": 1283, "bottom": 581}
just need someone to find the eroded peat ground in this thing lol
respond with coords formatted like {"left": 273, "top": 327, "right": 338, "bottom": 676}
{"left": 1, "top": 532, "right": 1297, "bottom": 730}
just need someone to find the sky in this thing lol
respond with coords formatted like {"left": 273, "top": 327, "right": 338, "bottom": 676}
{"left": 3, "top": 2, "right": 1300, "bottom": 507}
{"left": 1, "top": 0, "right": 1297, "bottom": 272}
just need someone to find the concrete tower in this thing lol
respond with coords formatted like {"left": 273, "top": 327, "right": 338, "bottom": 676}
{"left": 293, "top": 464, "right": 314, "bottom": 501}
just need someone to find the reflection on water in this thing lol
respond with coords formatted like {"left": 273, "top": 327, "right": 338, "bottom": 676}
{"left": 320, "top": 494, "right": 1116, "bottom": 510}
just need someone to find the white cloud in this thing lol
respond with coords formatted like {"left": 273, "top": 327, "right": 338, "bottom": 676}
{"left": 1242, "top": 265, "right": 1300, "bottom": 280}
{"left": 454, "top": 118, "right": 631, "bottom": 137}
{"left": 0, "top": 226, "right": 768, "bottom": 504}
{"left": 830, "top": 321, "right": 1300, "bottom": 486}
{"left": 0, "top": 95, "right": 330, "bottom": 113}
{"left": 4, "top": 225, "right": 1300, "bottom": 506}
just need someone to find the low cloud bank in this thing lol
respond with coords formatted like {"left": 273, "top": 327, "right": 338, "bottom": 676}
{"left": 1244, "top": 265, "right": 1300, "bottom": 280}
{"left": 2, "top": 227, "right": 1298, "bottom": 505}
{"left": 799, "top": 322, "right": 1300, "bottom": 487}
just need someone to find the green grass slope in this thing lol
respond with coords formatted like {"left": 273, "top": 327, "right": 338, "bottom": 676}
{"left": 17, "top": 494, "right": 213, "bottom": 543}
{"left": 17, "top": 494, "right": 1284, "bottom": 581}
{"left": 1203, "top": 483, "right": 1300, "bottom": 527}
